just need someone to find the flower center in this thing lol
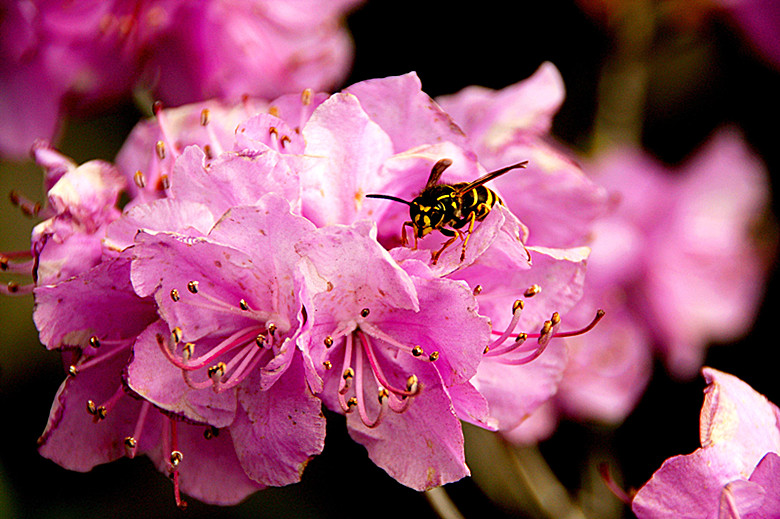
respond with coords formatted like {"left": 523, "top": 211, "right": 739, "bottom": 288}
{"left": 319, "top": 308, "right": 440, "bottom": 428}
{"left": 159, "top": 280, "right": 290, "bottom": 392}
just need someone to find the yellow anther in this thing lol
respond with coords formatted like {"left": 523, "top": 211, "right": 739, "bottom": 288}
{"left": 524, "top": 284, "right": 542, "bottom": 297}
{"left": 406, "top": 375, "right": 419, "bottom": 394}
{"left": 134, "top": 170, "right": 146, "bottom": 188}
{"left": 169, "top": 450, "right": 183, "bottom": 467}
{"left": 208, "top": 362, "right": 226, "bottom": 379}
{"left": 301, "top": 88, "right": 313, "bottom": 106}
{"left": 155, "top": 140, "right": 166, "bottom": 159}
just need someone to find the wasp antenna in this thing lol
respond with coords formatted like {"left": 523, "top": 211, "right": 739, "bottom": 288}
{"left": 365, "top": 193, "right": 413, "bottom": 206}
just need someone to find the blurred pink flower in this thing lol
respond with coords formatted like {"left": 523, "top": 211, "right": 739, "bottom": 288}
{"left": 632, "top": 367, "right": 780, "bottom": 518}
{"left": 716, "top": 0, "right": 780, "bottom": 69}
{"left": 584, "top": 129, "right": 773, "bottom": 379}
{"left": 0, "top": 0, "right": 360, "bottom": 158}
{"left": 1, "top": 141, "right": 126, "bottom": 293}
{"left": 510, "top": 128, "right": 774, "bottom": 443}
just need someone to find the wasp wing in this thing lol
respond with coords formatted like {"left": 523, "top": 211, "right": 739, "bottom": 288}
{"left": 454, "top": 161, "right": 528, "bottom": 195}
{"left": 424, "top": 158, "right": 454, "bottom": 190}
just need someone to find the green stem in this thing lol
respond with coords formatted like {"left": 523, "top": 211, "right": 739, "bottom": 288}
{"left": 500, "top": 439, "right": 588, "bottom": 519}
{"left": 424, "top": 486, "right": 466, "bottom": 519}
{"left": 590, "top": 0, "right": 656, "bottom": 153}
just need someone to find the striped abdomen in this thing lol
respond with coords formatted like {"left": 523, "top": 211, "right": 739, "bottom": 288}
{"left": 453, "top": 183, "right": 503, "bottom": 222}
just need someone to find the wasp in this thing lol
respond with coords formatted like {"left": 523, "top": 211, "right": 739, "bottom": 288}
{"left": 366, "top": 158, "right": 527, "bottom": 264}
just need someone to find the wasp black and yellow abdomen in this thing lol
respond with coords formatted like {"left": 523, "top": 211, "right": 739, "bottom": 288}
{"left": 452, "top": 183, "right": 503, "bottom": 224}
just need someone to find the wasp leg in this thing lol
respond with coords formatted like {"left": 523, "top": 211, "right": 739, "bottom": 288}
{"left": 459, "top": 210, "right": 480, "bottom": 261}
{"left": 431, "top": 232, "right": 459, "bottom": 265}
{"left": 401, "top": 221, "right": 418, "bottom": 249}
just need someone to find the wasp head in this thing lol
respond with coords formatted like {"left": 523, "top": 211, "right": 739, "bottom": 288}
{"left": 410, "top": 186, "right": 458, "bottom": 238}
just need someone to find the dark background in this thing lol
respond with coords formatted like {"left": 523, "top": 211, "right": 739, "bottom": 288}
{"left": 1, "top": 1, "right": 778, "bottom": 518}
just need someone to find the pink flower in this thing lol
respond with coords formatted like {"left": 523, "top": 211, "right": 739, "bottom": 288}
{"left": 292, "top": 70, "right": 603, "bottom": 438}
{"left": 296, "top": 221, "right": 492, "bottom": 489}
{"left": 1, "top": 141, "right": 126, "bottom": 293}
{"left": 430, "top": 63, "right": 608, "bottom": 432}
{"left": 454, "top": 245, "right": 592, "bottom": 431}
{"left": 127, "top": 195, "right": 327, "bottom": 487}
{"left": 14, "top": 69, "right": 602, "bottom": 502}
{"left": 115, "top": 93, "right": 323, "bottom": 205}
{"left": 33, "top": 254, "right": 262, "bottom": 507}
{"left": 436, "top": 62, "right": 608, "bottom": 249}
{"left": 0, "top": 0, "right": 360, "bottom": 158}
{"left": 632, "top": 367, "right": 780, "bottom": 518}
{"left": 715, "top": 0, "right": 780, "bottom": 69}
{"left": 585, "top": 129, "right": 773, "bottom": 379}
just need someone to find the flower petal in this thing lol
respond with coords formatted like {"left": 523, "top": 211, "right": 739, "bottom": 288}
{"left": 127, "top": 321, "right": 237, "bottom": 427}
{"left": 230, "top": 354, "right": 326, "bottom": 486}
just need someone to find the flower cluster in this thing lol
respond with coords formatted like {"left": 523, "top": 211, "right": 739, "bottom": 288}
{"left": 0, "top": 0, "right": 361, "bottom": 158}
{"left": 2, "top": 65, "right": 607, "bottom": 505}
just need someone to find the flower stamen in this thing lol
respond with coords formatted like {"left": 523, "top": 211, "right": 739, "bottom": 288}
{"left": 353, "top": 345, "right": 388, "bottom": 428}
{"left": 9, "top": 190, "right": 45, "bottom": 218}
{"left": 86, "top": 383, "right": 125, "bottom": 422}
{"left": 488, "top": 306, "right": 605, "bottom": 362}
{"left": 123, "top": 400, "right": 151, "bottom": 459}
{"left": 163, "top": 418, "right": 187, "bottom": 510}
